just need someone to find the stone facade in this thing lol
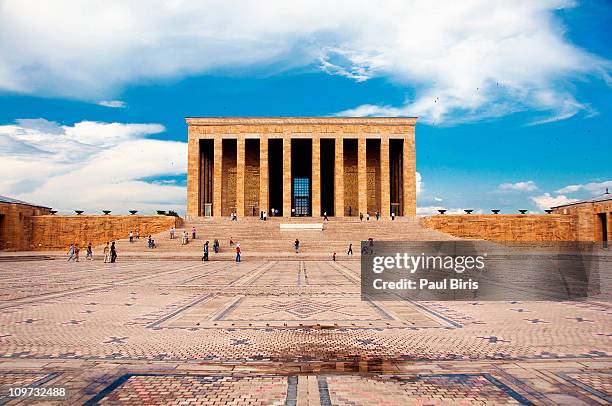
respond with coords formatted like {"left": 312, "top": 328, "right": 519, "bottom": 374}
{"left": 421, "top": 214, "right": 576, "bottom": 241}
{"left": 552, "top": 198, "right": 612, "bottom": 241}
{"left": 186, "top": 117, "right": 417, "bottom": 218}
{"left": 0, "top": 200, "right": 50, "bottom": 251}
{"left": 30, "top": 215, "right": 180, "bottom": 250}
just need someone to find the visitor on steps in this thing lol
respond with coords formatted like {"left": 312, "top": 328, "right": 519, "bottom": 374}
{"left": 67, "top": 243, "right": 75, "bottom": 262}
{"left": 170, "top": 227, "right": 175, "bottom": 239}
{"left": 376, "top": 211, "right": 380, "bottom": 220}
{"left": 192, "top": 226, "right": 196, "bottom": 240}
{"left": 294, "top": 239, "right": 300, "bottom": 253}
{"left": 347, "top": 243, "right": 353, "bottom": 255}
{"left": 349, "top": 206, "right": 352, "bottom": 216}
{"left": 129, "top": 231, "right": 133, "bottom": 243}
{"left": 110, "top": 241, "right": 117, "bottom": 263}
{"left": 86, "top": 243, "right": 93, "bottom": 261}
{"left": 366, "top": 213, "right": 370, "bottom": 221}
{"left": 103, "top": 242, "right": 110, "bottom": 263}
{"left": 332, "top": 252, "right": 336, "bottom": 261}
{"left": 136, "top": 231, "right": 140, "bottom": 240}
{"left": 213, "top": 239, "right": 219, "bottom": 253}
{"left": 74, "top": 244, "right": 80, "bottom": 262}
{"left": 202, "top": 241, "right": 209, "bottom": 261}
{"left": 360, "top": 213, "right": 363, "bottom": 221}
{"left": 263, "top": 211, "right": 267, "bottom": 221}
{"left": 260, "top": 211, "right": 263, "bottom": 220}
{"left": 236, "top": 244, "right": 241, "bottom": 262}
{"left": 230, "top": 237, "right": 234, "bottom": 246}
{"left": 391, "top": 212, "right": 395, "bottom": 221}
{"left": 323, "top": 210, "right": 329, "bottom": 221}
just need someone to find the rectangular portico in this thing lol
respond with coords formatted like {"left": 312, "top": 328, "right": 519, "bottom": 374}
{"left": 186, "top": 117, "right": 417, "bottom": 218}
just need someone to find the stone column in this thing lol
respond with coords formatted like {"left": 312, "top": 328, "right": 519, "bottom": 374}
{"left": 358, "top": 137, "right": 368, "bottom": 217}
{"left": 259, "top": 135, "right": 268, "bottom": 216}
{"left": 186, "top": 135, "right": 200, "bottom": 218}
{"left": 334, "top": 137, "right": 344, "bottom": 217}
{"left": 311, "top": 137, "right": 321, "bottom": 217}
{"left": 236, "top": 136, "right": 245, "bottom": 217}
{"left": 283, "top": 136, "right": 291, "bottom": 217}
{"left": 213, "top": 135, "right": 222, "bottom": 217}
{"left": 380, "top": 136, "right": 390, "bottom": 217}
{"left": 403, "top": 134, "right": 416, "bottom": 216}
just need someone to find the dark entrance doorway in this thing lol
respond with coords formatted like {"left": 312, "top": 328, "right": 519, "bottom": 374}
{"left": 0, "top": 214, "right": 5, "bottom": 250}
{"left": 598, "top": 213, "right": 608, "bottom": 246}
{"left": 291, "top": 139, "right": 312, "bottom": 216}
{"left": 320, "top": 139, "right": 335, "bottom": 216}
{"left": 268, "top": 139, "right": 283, "bottom": 216}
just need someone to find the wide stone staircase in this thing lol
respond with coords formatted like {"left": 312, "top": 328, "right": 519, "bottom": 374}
{"left": 110, "top": 217, "right": 457, "bottom": 261}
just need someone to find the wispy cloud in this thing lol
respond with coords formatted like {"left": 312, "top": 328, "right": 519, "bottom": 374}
{"left": 0, "top": 118, "right": 186, "bottom": 213}
{"left": 498, "top": 181, "right": 538, "bottom": 192}
{"left": 556, "top": 180, "right": 612, "bottom": 195}
{"left": 97, "top": 100, "right": 126, "bottom": 108}
{"left": 0, "top": 1, "right": 608, "bottom": 124}
{"left": 531, "top": 193, "right": 578, "bottom": 210}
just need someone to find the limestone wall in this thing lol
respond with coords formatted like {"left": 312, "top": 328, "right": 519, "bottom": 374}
{"left": 30, "top": 215, "right": 180, "bottom": 250}
{"left": 0, "top": 202, "right": 51, "bottom": 250}
{"left": 553, "top": 201, "right": 612, "bottom": 241}
{"left": 420, "top": 214, "right": 577, "bottom": 241}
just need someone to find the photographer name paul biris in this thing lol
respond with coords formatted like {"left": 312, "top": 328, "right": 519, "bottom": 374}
{"left": 373, "top": 277, "right": 479, "bottom": 291}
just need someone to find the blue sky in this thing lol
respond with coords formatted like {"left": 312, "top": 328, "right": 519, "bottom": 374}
{"left": 0, "top": 0, "right": 610, "bottom": 214}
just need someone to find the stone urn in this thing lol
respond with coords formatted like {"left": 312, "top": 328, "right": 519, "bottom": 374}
{"left": 103, "top": 210, "right": 112, "bottom": 215}
{"left": 464, "top": 209, "right": 474, "bottom": 214}
{"left": 129, "top": 210, "right": 138, "bottom": 215}
{"left": 49, "top": 210, "right": 57, "bottom": 215}
{"left": 518, "top": 209, "right": 528, "bottom": 214}
{"left": 544, "top": 209, "right": 553, "bottom": 214}
{"left": 437, "top": 209, "right": 447, "bottom": 215}
{"left": 491, "top": 209, "right": 500, "bottom": 214}
{"left": 156, "top": 210, "right": 166, "bottom": 215}
{"left": 75, "top": 210, "right": 84, "bottom": 215}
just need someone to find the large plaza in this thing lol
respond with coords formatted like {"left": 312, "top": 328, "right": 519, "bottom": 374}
{"left": 0, "top": 258, "right": 610, "bottom": 404}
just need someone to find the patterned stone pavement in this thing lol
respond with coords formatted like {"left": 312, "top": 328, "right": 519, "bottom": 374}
{"left": 0, "top": 259, "right": 610, "bottom": 404}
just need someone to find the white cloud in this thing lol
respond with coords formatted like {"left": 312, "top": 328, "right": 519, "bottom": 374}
{"left": 416, "top": 171, "right": 422, "bottom": 194}
{"left": 0, "top": 1, "right": 609, "bottom": 124}
{"left": 531, "top": 193, "right": 578, "bottom": 210}
{"left": 0, "top": 119, "right": 186, "bottom": 213}
{"left": 498, "top": 180, "right": 538, "bottom": 192}
{"left": 97, "top": 100, "right": 126, "bottom": 108}
{"left": 556, "top": 180, "right": 612, "bottom": 195}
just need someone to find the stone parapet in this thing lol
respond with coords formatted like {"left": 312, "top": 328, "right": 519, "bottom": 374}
{"left": 30, "top": 215, "right": 180, "bottom": 250}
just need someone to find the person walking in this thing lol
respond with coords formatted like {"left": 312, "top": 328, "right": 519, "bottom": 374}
{"left": 110, "top": 241, "right": 117, "bottom": 263}
{"left": 360, "top": 212, "right": 364, "bottom": 221}
{"left": 86, "top": 243, "right": 93, "bottom": 261}
{"left": 391, "top": 212, "right": 396, "bottom": 221}
{"left": 202, "top": 241, "right": 209, "bottom": 261}
{"left": 366, "top": 213, "right": 370, "bottom": 221}
{"left": 103, "top": 242, "right": 110, "bottom": 263}
{"left": 332, "top": 252, "right": 336, "bottom": 261}
{"left": 375, "top": 211, "right": 380, "bottom": 220}
{"left": 235, "top": 243, "right": 241, "bottom": 262}
{"left": 294, "top": 238, "right": 300, "bottom": 254}
{"left": 170, "top": 227, "right": 175, "bottom": 239}
{"left": 136, "top": 231, "right": 140, "bottom": 240}
{"left": 263, "top": 211, "right": 267, "bottom": 221}
{"left": 213, "top": 239, "right": 219, "bottom": 253}
{"left": 347, "top": 243, "right": 353, "bottom": 255}
{"left": 323, "top": 210, "right": 329, "bottom": 221}
{"left": 129, "top": 231, "right": 133, "bottom": 243}
{"left": 74, "top": 244, "right": 81, "bottom": 262}
{"left": 192, "top": 226, "right": 196, "bottom": 240}
{"left": 230, "top": 237, "right": 234, "bottom": 246}
{"left": 67, "top": 243, "right": 75, "bottom": 262}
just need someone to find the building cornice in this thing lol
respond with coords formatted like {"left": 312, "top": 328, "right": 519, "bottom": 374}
{"left": 185, "top": 117, "right": 417, "bottom": 126}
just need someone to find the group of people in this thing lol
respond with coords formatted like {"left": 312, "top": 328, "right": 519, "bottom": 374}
{"left": 68, "top": 242, "right": 116, "bottom": 263}
{"left": 202, "top": 238, "right": 241, "bottom": 262}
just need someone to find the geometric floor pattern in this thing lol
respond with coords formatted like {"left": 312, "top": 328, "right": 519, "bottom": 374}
{"left": 0, "top": 259, "right": 610, "bottom": 404}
